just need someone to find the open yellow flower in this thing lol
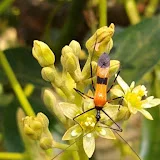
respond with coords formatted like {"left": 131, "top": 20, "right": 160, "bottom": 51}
{"left": 59, "top": 97, "right": 117, "bottom": 158}
{"left": 111, "top": 76, "right": 160, "bottom": 120}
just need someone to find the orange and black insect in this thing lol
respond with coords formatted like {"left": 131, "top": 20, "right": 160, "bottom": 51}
{"left": 52, "top": 47, "right": 141, "bottom": 159}
{"left": 73, "top": 52, "right": 122, "bottom": 132}
{"left": 73, "top": 52, "right": 141, "bottom": 160}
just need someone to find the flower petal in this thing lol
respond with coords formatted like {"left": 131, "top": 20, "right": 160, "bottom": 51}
{"left": 116, "top": 75, "right": 129, "bottom": 93}
{"left": 128, "top": 102, "right": 137, "bottom": 114}
{"left": 132, "top": 85, "right": 147, "bottom": 97}
{"left": 143, "top": 98, "right": 160, "bottom": 108}
{"left": 110, "top": 85, "right": 124, "bottom": 97}
{"left": 96, "top": 127, "right": 116, "bottom": 139}
{"left": 62, "top": 124, "right": 82, "bottom": 140}
{"left": 138, "top": 109, "right": 153, "bottom": 120}
{"left": 83, "top": 133, "right": 95, "bottom": 158}
{"left": 130, "top": 81, "right": 135, "bottom": 90}
{"left": 102, "top": 104, "right": 119, "bottom": 120}
{"left": 83, "top": 97, "right": 94, "bottom": 111}
{"left": 59, "top": 102, "right": 81, "bottom": 119}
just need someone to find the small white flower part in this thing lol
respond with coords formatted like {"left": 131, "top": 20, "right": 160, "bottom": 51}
{"left": 87, "top": 133, "right": 92, "bottom": 138}
{"left": 99, "top": 128, "right": 106, "bottom": 136}
{"left": 71, "top": 130, "right": 79, "bottom": 137}
{"left": 91, "top": 122, "right": 95, "bottom": 127}
{"left": 85, "top": 122, "right": 89, "bottom": 126}
{"left": 130, "top": 81, "right": 135, "bottom": 90}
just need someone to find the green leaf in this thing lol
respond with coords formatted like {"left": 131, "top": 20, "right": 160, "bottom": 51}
{"left": 0, "top": 0, "right": 14, "bottom": 14}
{"left": 113, "top": 15, "right": 160, "bottom": 83}
{"left": 140, "top": 107, "right": 160, "bottom": 160}
{"left": 3, "top": 101, "right": 24, "bottom": 152}
{"left": 0, "top": 93, "right": 14, "bottom": 106}
{"left": 0, "top": 47, "right": 49, "bottom": 88}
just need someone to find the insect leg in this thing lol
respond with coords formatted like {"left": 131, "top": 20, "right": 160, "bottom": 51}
{"left": 73, "top": 88, "right": 94, "bottom": 99}
{"left": 101, "top": 109, "right": 123, "bottom": 132}
{"left": 73, "top": 107, "right": 95, "bottom": 130}
{"left": 107, "top": 70, "right": 121, "bottom": 93}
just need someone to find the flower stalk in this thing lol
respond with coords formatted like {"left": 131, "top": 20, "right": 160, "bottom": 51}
{"left": 99, "top": 0, "right": 107, "bottom": 27}
{"left": 0, "top": 152, "right": 25, "bottom": 160}
{"left": 124, "top": 0, "right": 141, "bottom": 24}
{"left": 0, "top": 51, "right": 35, "bottom": 116}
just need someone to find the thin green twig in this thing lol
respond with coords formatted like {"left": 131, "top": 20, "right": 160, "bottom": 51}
{"left": 0, "top": 51, "right": 35, "bottom": 116}
{"left": 144, "top": 0, "right": 159, "bottom": 17}
{"left": 99, "top": 0, "right": 107, "bottom": 27}
{"left": 124, "top": 0, "right": 141, "bottom": 25}
{"left": 0, "top": 152, "right": 25, "bottom": 160}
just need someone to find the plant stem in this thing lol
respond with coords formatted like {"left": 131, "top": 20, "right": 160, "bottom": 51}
{"left": 99, "top": 0, "right": 107, "bottom": 27}
{"left": 140, "top": 70, "right": 160, "bottom": 160}
{"left": 0, "top": 51, "right": 35, "bottom": 116}
{"left": 0, "top": 0, "right": 14, "bottom": 14}
{"left": 144, "top": 0, "right": 159, "bottom": 17}
{"left": 0, "top": 152, "right": 24, "bottom": 160}
{"left": 76, "top": 137, "right": 88, "bottom": 160}
{"left": 53, "top": 0, "right": 87, "bottom": 62}
{"left": 124, "top": 0, "right": 141, "bottom": 24}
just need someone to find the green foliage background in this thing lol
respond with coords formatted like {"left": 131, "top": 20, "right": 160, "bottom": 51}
{"left": 0, "top": 0, "right": 160, "bottom": 160}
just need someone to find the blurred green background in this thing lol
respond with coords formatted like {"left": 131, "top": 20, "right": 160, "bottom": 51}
{"left": 0, "top": 0, "right": 160, "bottom": 160}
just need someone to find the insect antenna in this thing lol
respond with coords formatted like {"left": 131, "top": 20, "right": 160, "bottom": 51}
{"left": 115, "top": 131, "right": 142, "bottom": 160}
{"left": 50, "top": 130, "right": 95, "bottom": 160}
{"left": 90, "top": 33, "right": 98, "bottom": 91}
{"left": 97, "top": 118, "right": 141, "bottom": 160}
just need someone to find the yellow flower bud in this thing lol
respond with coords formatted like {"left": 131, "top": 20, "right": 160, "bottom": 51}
{"left": 23, "top": 116, "right": 43, "bottom": 140}
{"left": 43, "top": 89, "right": 57, "bottom": 110}
{"left": 109, "top": 60, "right": 120, "bottom": 77}
{"left": 30, "top": 120, "right": 42, "bottom": 131}
{"left": 39, "top": 137, "right": 53, "bottom": 150}
{"left": 69, "top": 40, "right": 81, "bottom": 56}
{"left": 116, "top": 107, "right": 131, "bottom": 121}
{"left": 61, "top": 52, "right": 77, "bottom": 72}
{"left": 82, "top": 61, "right": 97, "bottom": 79}
{"left": 32, "top": 40, "right": 55, "bottom": 67}
{"left": 41, "top": 67, "right": 55, "bottom": 82}
{"left": 86, "top": 23, "right": 115, "bottom": 58}
{"left": 24, "top": 124, "right": 35, "bottom": 136}
{"left": 36, "top": 113, "right": 49, "bottom": 129}
{"left": 43, "top": 89, "right": 66, "bottom": 124}
{"left": 62, "top": 45, "right": 73, "bottom": 55}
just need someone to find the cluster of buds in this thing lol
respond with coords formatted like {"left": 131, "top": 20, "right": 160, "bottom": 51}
{"left": 23, "top": 113, "right": 53, "bottom": 150}
{"left": 23, "top": 23, "right": 160, "bottom": 159}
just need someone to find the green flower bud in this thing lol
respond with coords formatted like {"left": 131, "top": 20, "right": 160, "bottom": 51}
{"left": 24, "top": 124, "right": 35, "bottom": 136}
{"left": 39, "top": 137, "right": 53, "bottom": 150}
{"left": 24, "top": 124, "right": 40, "bottom": 140}
{"left": 86, "top": 23, "right": 115, "bottom": 58}
{"left": 23, "top": 116, "right": 43, "bottom": 140}
{"left": 115, "top": 106, "right": 131, "bottom": 121}
{"left": 43, "top": 89, "right": 66, "bottom": 124}
{"left": 61, "top": 52, "right": 77, "bottom": 72}
{"left": 109, "top": 60, "right": 120, "bottom": 77}
{"left": 69, "top": 40, "right": 81, "bottom": 56}
{"left": 36, "top": 113, "right": 49, "bottom": 129}
{"left": 62, "top": 45, "right": 73, "bottom": 55}
{"left": 41, "top": 67, "right": 55, "bottom": 82}
{"left": 30, "top": 120, "right": 42, "bottom": 131}
{"left": 82, "top": 61, "right": 97, "bottom": 79}
{"left": 32, "top": 40, "right": 55, "bottom": 67}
